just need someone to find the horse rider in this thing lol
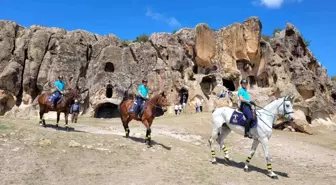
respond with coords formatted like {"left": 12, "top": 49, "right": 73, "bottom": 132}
{"left": 237, "top": 79, "right": 256, "bottom": 138}
{"left": 136, "top": 79, "right": 149, "bottom": 118}
{"left": 52, "top": 75, "right": 66, "bottom": 108}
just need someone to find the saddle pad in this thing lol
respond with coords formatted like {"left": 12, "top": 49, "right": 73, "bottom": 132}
{"left": 128, "top": 101, "right": 138, "bottom": 114}
{"left": 47, "top": 95, "right": 63, "bottom": 104}
{"left": 229, "top": 110, "right": 257, "bottom": 128}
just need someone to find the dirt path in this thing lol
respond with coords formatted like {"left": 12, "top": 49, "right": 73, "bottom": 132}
{"left": 1, "top": 113, "right": 336, "bottom": 185}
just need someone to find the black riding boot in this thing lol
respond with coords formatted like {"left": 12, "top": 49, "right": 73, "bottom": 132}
{"left": 244, "top": 120, "right": 252, "bottom": 138}
{"left": 52, "top": 100, "right": 57, "bottom": 108}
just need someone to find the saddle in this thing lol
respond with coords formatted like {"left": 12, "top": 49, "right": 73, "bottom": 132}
{"left": 46, "top": 93, "right": 63, "bottom": 104}
{"left": 229, "top": 110, "right": 258, "bottom": 128}
{"left": 128, "top": 101, "right": 145, "bottom": 117}
{"left": 128, "top": 101, "right": 164, "bottom": 118}
{"left": 238, "top": 106, "right": 257, "bottom": 121}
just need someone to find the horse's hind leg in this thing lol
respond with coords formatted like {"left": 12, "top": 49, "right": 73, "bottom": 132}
{"left": 209, "top": 127, "right": 219, "bottom": 164}
{"left": 39, "top": 111, "right": 46, "bottom": 127}
{"left": 122, "top": 116, "right": 130, "bottom": 138}
{"left": 244, "top": 139, "right": 260, "bottom": 172}
{"left": 218, "top": 124, "right": 231, "bottom": 160}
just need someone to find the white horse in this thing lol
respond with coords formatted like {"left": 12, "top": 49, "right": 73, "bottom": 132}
{"left": 209, "top": 96, "right": 294, "bottom": 179}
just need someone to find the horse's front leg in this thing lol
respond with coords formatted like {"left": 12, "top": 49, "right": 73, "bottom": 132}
{"left": 56, "top": 112, "right": 60, "bottom": 128}
{"left": 143, "top": 120, "right": 152, "bottom": 146}
{"left": 244, "top": 139, "right": 260, "bottom": 172}
{"left": 260, "top": 138, "right": 278, "bottom": 179}
{"left": 64, "top": 112, "right": 69, "bottom": 132}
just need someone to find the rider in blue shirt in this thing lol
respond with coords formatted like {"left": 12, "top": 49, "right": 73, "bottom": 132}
{"left": 52, "top": 76, "right": 66, "bottom": 108}
{"left": 136, "top": 79, "right": 149, "bottom": 118}
{"left": 238, "top": 79, "right": 256, "bottom": 138}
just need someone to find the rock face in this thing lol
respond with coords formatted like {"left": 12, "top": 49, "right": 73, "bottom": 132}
{"left": 0, "top": 17, "right": 335, "bottom": 133}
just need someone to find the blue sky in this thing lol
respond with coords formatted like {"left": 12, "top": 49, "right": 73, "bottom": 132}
{"left": 1, "top": 0, "right": 335, "bottom": 76}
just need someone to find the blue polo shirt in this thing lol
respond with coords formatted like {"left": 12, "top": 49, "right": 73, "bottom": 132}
{"left": 137, "top": 84, "right": 148, "bottom": 97}
{"left": 55, "top": 80, "right": 65, "bottom": 91}
{"left": 238, "top": 87, "right": 250, "bottom": 102}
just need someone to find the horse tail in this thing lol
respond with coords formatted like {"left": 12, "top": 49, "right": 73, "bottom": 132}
{"left": 118, "top": 78, "right": 133, "bottom": 116}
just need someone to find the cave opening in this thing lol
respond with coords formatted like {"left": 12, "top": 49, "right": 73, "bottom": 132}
{"left": 192, "top": 65, "right": 198, "bottom": 74}
{"left": 222, "top": 79, "right": 236, "bottom": 91}
{"left": 256, "top": 72, "right": 270, "bottom": 88}
{"left": 94, "top": 103, "right": 119, "bottom": 118}
{"left": 104, "top": 62, "right": 115, "bottom": 72}
{"left": 106, "top": 84, "right": 113, "bottom": 98}
{"left": 200, "top": 76, "right": 217, "bottom": 99}
{"left": 248, "top": 76, "right": 256, "bottom": 88}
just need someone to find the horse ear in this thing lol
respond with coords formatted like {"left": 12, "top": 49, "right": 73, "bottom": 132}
{"left": 290, "top": 95, "right": 295, "bottom": 102}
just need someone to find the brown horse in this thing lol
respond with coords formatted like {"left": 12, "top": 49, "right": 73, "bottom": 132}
{"left": 38, "top": 88, "right": 80, "bottom": 131}
{"left": 119, "top": 91, "right": 170, "bottom": 146}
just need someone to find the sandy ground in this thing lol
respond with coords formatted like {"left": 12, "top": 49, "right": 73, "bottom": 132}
{"left": 1, "top": 113, "right": 336, "bottom": 185}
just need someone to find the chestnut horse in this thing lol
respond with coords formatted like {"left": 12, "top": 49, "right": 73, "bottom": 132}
{"left": 119, "top": 91, "right": 170, "bottom": 146}
{"left": 38, "top": 88, "right": 80, "bottom": 131}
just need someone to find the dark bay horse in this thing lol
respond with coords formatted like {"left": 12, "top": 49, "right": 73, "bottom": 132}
{"left": 119, "top": 91, "right": 170, "bottom": 146}
{"left": 38, "top": 88, "right": 80, "bottom": 131}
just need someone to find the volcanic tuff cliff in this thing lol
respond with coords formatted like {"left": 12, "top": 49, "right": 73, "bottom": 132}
{"left": 0, "top": 17, "right": 335, "bottom": 133}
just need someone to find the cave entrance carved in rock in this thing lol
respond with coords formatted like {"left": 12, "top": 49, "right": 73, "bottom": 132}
{"left": 222, "top": 79, "right": 236, "bottom": 91}
{"left": 256, "top": 72, "right": 270, "bottom": 88}
{"left": 94, "top": 103, "right": 119, "bottom": 118}
{"left": 236, "top": 59, "right": 251, "bottom": 72}
{"left": 200, "top": 76, "right": 217, "bottom": 99}
{"left": 106, "top": 84, "right": 113, "bottom": 98}
{"left": 179, "top": 88, "right": 189, "bottom": 105}
{"left": 104, "top": 62, "right": 115, "bottom": 72}
{"left": 248, "top": 76, "right": 256, "bottom": 88}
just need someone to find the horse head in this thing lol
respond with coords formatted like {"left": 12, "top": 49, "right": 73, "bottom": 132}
{"left": 65, "top": 86, "right": 88, "bottom": 102}
{"left": 280, "top": 95, "right": 295, "bottom": 122}
{"left": 156, "top": 91, "right": 170, "bottom": 112}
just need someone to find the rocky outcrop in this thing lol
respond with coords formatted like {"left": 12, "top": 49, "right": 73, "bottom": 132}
{"left": 0, "top": 17, "right": 335, "bottom": 134}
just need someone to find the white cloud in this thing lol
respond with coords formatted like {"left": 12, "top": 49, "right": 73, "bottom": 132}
{"left": 146, "top": 8, "right": 182, "bottom": 28}
{"left": 254, "top": 0, "right": 303, "bottom": 9}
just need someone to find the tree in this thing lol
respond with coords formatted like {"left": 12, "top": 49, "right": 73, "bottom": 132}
{"left": 121, "top": 40, "right": 129, "bottom": 47}
{"left": 331, "top": 75, "right": 336, "bottom": 82}
{"left": 303, "top": 37, "right": 311, "bottom": 47}
{"left": 262, "top": 35, "right": 271, "bottom": 42}
{"left": 172, "top": 30, "right": 177, "bottom": 34}
{"left": 135, "top": 34, "right": 149, "bottom": 43}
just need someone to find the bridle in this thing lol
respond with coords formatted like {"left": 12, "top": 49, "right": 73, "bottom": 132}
{"left": 255, "top": 96, "right": 294, "bottom": 129}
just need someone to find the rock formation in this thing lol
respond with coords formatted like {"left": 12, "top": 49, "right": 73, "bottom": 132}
{"left": 0, "top": 17, "right": 335, "bottom": 134}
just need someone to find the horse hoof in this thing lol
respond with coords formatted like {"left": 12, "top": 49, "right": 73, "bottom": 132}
{"left": 211, "top": 161, "right": 217, "bottom": 164}
{"left": 244, "top": 168, "right": 249, "bottom": 172}
{"left": 271, "top": 175, "right": 278, "bottom": 179}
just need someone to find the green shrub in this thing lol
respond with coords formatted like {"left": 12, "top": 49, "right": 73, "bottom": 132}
{"left": 135, "top": 34, "right": 149, "bottom": 43}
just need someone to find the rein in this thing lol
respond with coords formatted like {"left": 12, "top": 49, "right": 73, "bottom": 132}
{"left": 145, "top": 99, "right": 164, "bottom": 110}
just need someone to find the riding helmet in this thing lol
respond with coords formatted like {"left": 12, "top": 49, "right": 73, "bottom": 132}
{"left": 240, "top": 79, "right": 248, "bottom": 84}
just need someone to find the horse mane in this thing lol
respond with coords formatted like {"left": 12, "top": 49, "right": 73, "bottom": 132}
{"left": 149, "top": 93, "right": 162, "bottom": 103}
